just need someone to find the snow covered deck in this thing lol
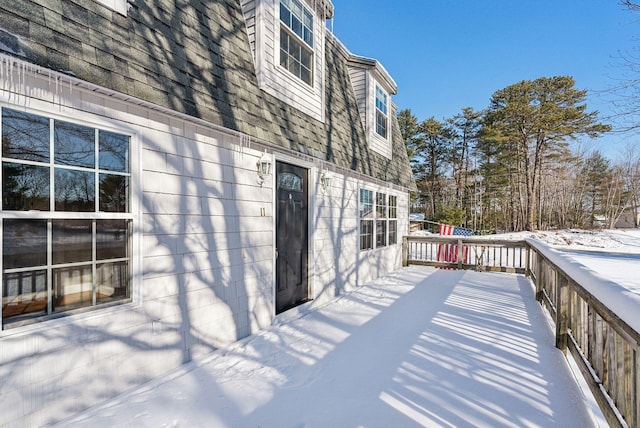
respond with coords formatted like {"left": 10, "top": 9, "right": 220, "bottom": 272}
{"left": 64, "top": 266, "right": 598, "bottom": 427}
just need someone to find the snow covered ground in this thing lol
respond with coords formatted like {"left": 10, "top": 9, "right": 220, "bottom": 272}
{"left": 416, "top": 227, "right": 640, "bottom": 333}
{"left": 58, "top": 228, "right": 637, "bottom": 427}
{"left": 63, "top": 266, "right": 600, "bottom": 428}
{"left": 492, "top": 228, "right": 640, "bottom": 254}
{"left": 526, "top": 229, "right": 640, "bottom": 333}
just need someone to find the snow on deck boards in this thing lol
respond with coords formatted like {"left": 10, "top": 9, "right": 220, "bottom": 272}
{"left": 65, "top": 266, "right": 595, "bottom": 428}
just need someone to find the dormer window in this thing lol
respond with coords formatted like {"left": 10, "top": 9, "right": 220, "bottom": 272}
{"left": 375, "top": 84, "right": 388, "bottom": 139}
{"left": 279, "top": 0, "right": 314, "bottom": 86}
{"left": 346, "top": 54, "right": 397, "bottom": 159}
{"left": 240, "top": 0, "right": 332, "bottom": 121}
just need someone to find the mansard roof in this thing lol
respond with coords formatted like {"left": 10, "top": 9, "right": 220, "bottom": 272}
{"left": 0, "top": 0, "right": 414, "bottom": 190}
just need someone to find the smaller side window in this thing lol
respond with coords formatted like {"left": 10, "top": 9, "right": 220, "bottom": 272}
{"left": 360, "top": 190, "right": 399, "bottom": 250}
{"left": 388, "top": 195, "right": 398, "bottom": 245}
{"left": 359, "top": 189, "right": 373, "bottom": 250}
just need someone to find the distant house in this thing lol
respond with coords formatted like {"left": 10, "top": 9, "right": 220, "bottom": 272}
{"left": 0, "top": 0, "right": 414, "bottom": 425}
{"left": 615, "top": 207, "right": 640, "bottom": 229}
{"left": 593, "top": 214, "right": 608, "bottom": 228}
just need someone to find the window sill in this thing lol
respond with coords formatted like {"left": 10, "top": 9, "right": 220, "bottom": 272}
{"left": 1, "top": 299, "right": 134, "bottom": 336}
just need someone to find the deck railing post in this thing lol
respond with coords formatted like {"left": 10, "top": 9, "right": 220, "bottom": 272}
{"left": 535, "top": 252, "right": 544, "bottom": 303}
{"left": 457, "top": 238, "right": 463, "bottom": 270}
{"left": 635, "top": 348, "right": 639, "bottom": 428}
{"left": 402, "top": 236, "right": 408, "bottom": 267}
{"left": 555, "top": 271, "right": 569, "bottom": 353}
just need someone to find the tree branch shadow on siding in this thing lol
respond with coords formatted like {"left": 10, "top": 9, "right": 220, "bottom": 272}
{"left": 0, "top": 1, "right": 259, "bottom": 425}
{"left": 2, "top": 1, "right": 393, "bottom": 426}
{"left": 320, "top": 47, "right": 395, "bottom": 289}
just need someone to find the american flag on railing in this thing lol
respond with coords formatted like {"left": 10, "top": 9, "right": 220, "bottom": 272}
{"left": 437, "top": 223, "right": 470, "bottom": 267}
{"left": 452, "top": 226, "right": 473, "bottom": 236}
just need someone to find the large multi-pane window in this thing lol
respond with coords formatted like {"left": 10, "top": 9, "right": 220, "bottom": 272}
{"left": 375, "top": 85, "right": 388, "bottom": 138}
{"left": 280, "top": 0, "right": 314, "bottom": 86}
{"left": 360, "top": 189, "right": 398, "bottom": 251}
{"left": 1, "top": 108, "right": 132, "bottom": 328}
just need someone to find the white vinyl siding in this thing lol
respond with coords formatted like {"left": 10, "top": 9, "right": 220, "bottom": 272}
{"left": 368, "top": 78, "right": 392, "bottom": 158}
{"left": 0, "top": 55, "right": 411, "bottom": 427}
{"left": 348, "top": 67, "right": 367, "bottom": 133}
{"left": 240, "top": 0, "right": 258, "bottom": 63}
{"left": 346, "top": 61, "right": 394, "bottom": 159}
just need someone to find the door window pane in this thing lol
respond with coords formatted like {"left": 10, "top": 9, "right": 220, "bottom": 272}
{"left": 52, "top": 220, "right": 93, "bottom": 264}
{"left": 1, "top": 109, "right": 50, "bottom": 162}
{"left": 3, "top": 219, "right": 48, "bottom": 269}
{"left": 54, "top": 121, "right": 95, "bottom": 168}
{"left": 2, "top": 162, "right": 50, "bottom": 211}
{"left": 278, "top": 172, "right": 302, "bottom": 192}
{"left": 54, "top": 168, "right": 95, "bottom": 211}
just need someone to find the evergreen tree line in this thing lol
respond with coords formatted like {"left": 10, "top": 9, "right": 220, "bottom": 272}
{"left": 400, "top": 76, "right": 640, "bottom": 232}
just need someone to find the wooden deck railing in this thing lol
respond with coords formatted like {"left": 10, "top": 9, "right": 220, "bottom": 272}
{"left": 401, "top": 235, "right": 528, "bottom": 273}
{"left": 527, "top": 239, "right": 638, "bottom": 428}
{"left": 402, "top": 235, "right": 638, "bottom": 428}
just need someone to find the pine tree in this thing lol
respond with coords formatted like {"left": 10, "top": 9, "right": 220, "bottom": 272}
{"left": 483, "top": 76, "right": 611, "bottom": 231}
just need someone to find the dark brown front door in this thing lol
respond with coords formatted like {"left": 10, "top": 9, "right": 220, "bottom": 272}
{"left": 275, "top": 161, "right": 309, "bottom": 314}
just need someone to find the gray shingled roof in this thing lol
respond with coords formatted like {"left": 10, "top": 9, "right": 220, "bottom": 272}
{"left": 0, "top": 0, "right": 415, "bottom": 190}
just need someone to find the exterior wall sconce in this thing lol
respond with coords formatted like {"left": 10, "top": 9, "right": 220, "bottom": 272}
{"left": 257, "top": 151, "right": 273, "bottom": 185}
{"left": 320, "top": 170, "right": 332, "bottom": 193}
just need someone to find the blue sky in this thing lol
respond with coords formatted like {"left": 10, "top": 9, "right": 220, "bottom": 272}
{"left": 329, "top": 0, "right": 639, "bottom": 159}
